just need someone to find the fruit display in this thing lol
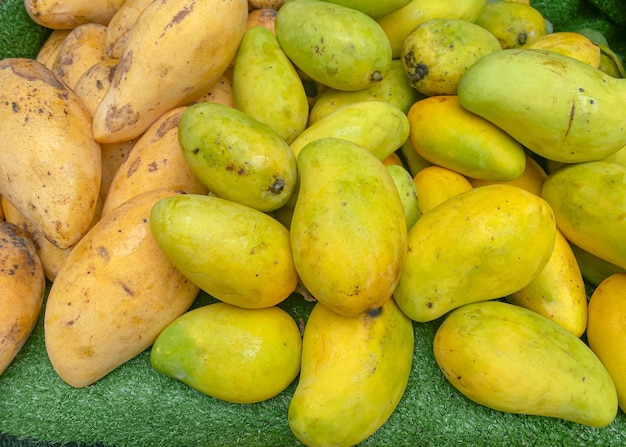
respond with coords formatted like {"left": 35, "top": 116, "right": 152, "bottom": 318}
{"left": 1, "top": 0, "right": 626, "bottom": 446}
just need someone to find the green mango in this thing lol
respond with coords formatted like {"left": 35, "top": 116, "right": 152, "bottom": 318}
{"left": 308, "top": 59, "right": 424, "bottom": 124}
{"left": 178, "top": 102, "right": 297, "bottom": 212}
{"left": 458, "top": 49, "right": 626, "bottom": 163}
{"left": 317, "top": 0, "right": 411, "bottom": 19}
{"left": 233, "top": 25, "right": 309, "bottom": 144}
{"left": 290, "top": 100, "right": 410, "bottom": 160}
{"left": 385, "top": 164, "right": 420, "bottom": 230}
{"left": 290, "top": 138, "right": 407, "bottom": 317}
{"left": 275, "top": 0, "right": 392, "bottom": 91}
{"left": 289, "top": 297, "right": 414, "bottom": 447}
{"left": 394, "top": 184, "right": 556, "bottom": 322}
{"left": 434, "top": 300, "right": 618, "bottom": 427}
{"left": 151, "top": 302, "right": 302, "bottom": 404}
{"left": 541, "top": 161, "right": 626, "bottom": 270}
{"left": 150, "top": 194, "right": 298, "bottom": 309}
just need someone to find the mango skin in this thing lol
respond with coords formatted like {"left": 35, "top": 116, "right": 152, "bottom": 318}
{"left": 319, "top": 0, "right": 411, "bottom": 19}
{"left": 507, "top": 229, "right": 587, "bottom": 337}
{"left": 275, "top": 0, "right": 392, "bottom": 91}
{"left": 541, "top": 161, "right": 626, "bottom": 270}
{"left": 458, "top": 49, "right": 626, "bottom": 163}
{"left": 291, "top": 138, "right": 407, "bottom": 317}
{"left": 178, "top": 102, "right": 297, "bottom": 212}
{"left": 288, "top": 297, "right": 414, "bottom": 447}
{"left": 150, "top": 194, "right": 298, "bottom": 309}
{"left": 434, "top": 300, "right": 618, "bottom": 428}
{"left": 233, "top": 25, "right": 309, "bottom": 144}
{"left": 290, "top": 100, "right": 410, "bottom": 161}
{"left": 151, "top": 302, "right": 302, "bottom": 404}
{"left": 407, "top": 96, "right": 526, "bottom": 181}
{"left": 587, "top": 273, "right": 626, "bottom": 412}
{"left": 394, "top": 184, "right": 556, "bottom": 322}
{"left": 412, "top": 165, "right": 473, "bottom": 214}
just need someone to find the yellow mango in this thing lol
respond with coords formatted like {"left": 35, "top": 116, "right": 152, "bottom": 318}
{"left": 44, "top": 189, "right": 199, "bottom": 388}
{"left": 0, "top": 58, "right": 101, "bottom": 249}
{"left": 412, "top": 165, "right": 473, "bottom": 214}
{"left": 0, "top": 222, "right": 45, "bottom": 375}
{"left": 475, "top": 1, "right": 547, "bottom": 49}
{"left": 394, "top": 184, "right": 555, "bottom": 322}
{"left": 468, "top": 154, "right": 547, "bottom": 197}
{"left": 102, "top": 106, "right": 208, "bottom": 216}
{"left": 290, "top": 100, "right": 410, "bottom": 160}
{"left": 104, "top": 0, "right": 154, "bottom": 59}
{"left": 523, "top": 31, "right": 601, "bottom": 68}
{"left": 151, "top": 302, "right": 302, "bottom": 404}
{"left": 587, "top": 273, "right": 626, "bottom": 412}
{"left": 150, "top": 194, "right": 298, "bottom": 309}
{"left": 376, "top": 0, "right": 487, "bottom": 58}
{"left": 386, "top": 164, "right": 420, "bottom": 230}
{"left": 289, "top": 297, "right": 414, "bottom": 447}
{"left": 541, "top": 161, "right": 626, "bottom": 270}
{"left": 35, "top": 29, "right": 71, "bottom": 69}
{"left": 92, "top": 0, "right": 248, "bottom": 143}
{"left": 507, "top": 229, "right": 587, "bottom": 337}
{"left": 291, "top": 138, "right": 407, "bottom": 317}
{"left": 24, "top": 0, "right": 126, "bottom": 29}
{"left": 434, "top": 300, "right": 617, "bottom": 427}
{"left": 407, "top": 96, "right": 526, "bottom": 181}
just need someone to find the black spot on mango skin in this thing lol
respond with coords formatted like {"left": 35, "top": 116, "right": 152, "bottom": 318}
{"left": 367, "top": 307, "right": 383, "bottom": 318}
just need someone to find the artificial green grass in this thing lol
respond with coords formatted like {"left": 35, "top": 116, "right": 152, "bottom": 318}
{"left": 1, "top": 283, "right": 626, "bottom": 447}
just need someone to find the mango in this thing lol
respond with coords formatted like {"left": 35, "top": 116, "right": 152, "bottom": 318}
{"left": 275, "top": 0, "right": 392, "bottom": 91}
{"left": 289, "top": 297, "right": 414, "bottom": 447}
{"left": 233, "top": 25, "right": 308, "bottom": 144}
{"left": 407, "top": 96, "right": 526, "bottom": 180}
{"left": 386, "top": 164, "right": 420, "bottom": 230}
{"left": 151, "top": 302, "right": 302, "bottom": 404}
{"left": 522, "top": 31, "right": 601, "bottom": 68}
{"left": 394, "top": 184, "right": 555, "bottom": 322}
{"left": 0, "top": 221, "right": 45, "bottom": 375}
{"left": 434, "top": 300, "right": 618, "bottom": 427}
{"left": 402, "top": 18, "right": 501, "bottom": 96}
{"left": 178, "top": 102, "right": 297, "bottom": 212}
{"left": 507, "top": 229, "right": 587, "bottom": 337}
{"left": 570, "top": 243, "right": 626, "bottom": 288}
{"left": 150, "top": 194, "right": 298, "bottom": 309}
{"left": 290, "top": 138, "right": 407, "bottom": 317}
{"left": 474, "top": 1, "right": 546, "bottom": 49}
{"left": 318, "top": 0, "right": 411, "bottom": 19}
{"left": 541, "top": 161, "right": 626, "bottom": 270}
{"left": 458, "top": 49, "right": 626, "bottom": 163}
{"left": 468, "top": 154, "right": 548, "bottom": 197}
{"left": 412, "top": 165, "right": 473, "bottom": 214}
{"left": 376, "top": 0, "right": 487, "bottom": 58}
{"left": 308, "top": 59, "right": 423, "bottom": 125}
{"left": 290, "top": 100, "right": 410, "bottom": 160}
{"left": 587, "top": 273, "right": 626, "bottom": 412}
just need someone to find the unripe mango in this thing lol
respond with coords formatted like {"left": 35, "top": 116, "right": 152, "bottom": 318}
{"left": 275, "top": 0, "right": 392, "bottom": 91}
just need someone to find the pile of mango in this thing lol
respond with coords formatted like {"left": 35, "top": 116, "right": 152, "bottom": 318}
{"left": 1, "top": 0, "right": 626, "bottom": 445}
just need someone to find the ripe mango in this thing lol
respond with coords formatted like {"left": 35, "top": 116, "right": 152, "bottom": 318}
{"left": 275, "top": 0, "right": 392, "bottom": 91}
{"left": 541, "top": 161, "right": 626, "bottom": 270}
{"left": 394, "top": 184, "right": 555, "bottom": 322}
{"left": 434, "top": 300, "right": 618, "bottom": 427}
{"left": 150, "top": 194, "right": 298, "bottom": 309}
{"left": 151, "top": 302, "right": 302, "bottom": 404}
{"left": 288, "top": 297, "right": 414, "bottom": 446}
{"left": 290, "top": 138, "right": 407, "bottom": 317}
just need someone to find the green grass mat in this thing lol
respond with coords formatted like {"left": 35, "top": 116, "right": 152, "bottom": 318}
{"left": 1, "top": 284, "right": 626, "bottom": 447}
